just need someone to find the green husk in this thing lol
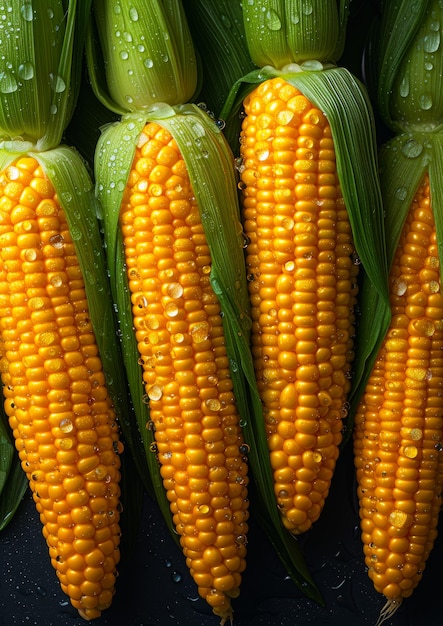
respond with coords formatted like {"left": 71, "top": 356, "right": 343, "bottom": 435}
{"left": 241, "top": 0, "right": 350, "bottom": 69}
{"left": 87, "top": 0, "right": 197, "bottom": 115}
{"left": 0, "top": 0, "right": 91, "bottom": 151}
{"left": 0, "top": 402, "right": 27, "bottom": 531}
{"left": 366, "top": 0, "right": 433, "bottom": 133}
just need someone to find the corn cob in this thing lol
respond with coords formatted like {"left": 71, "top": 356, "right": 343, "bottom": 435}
{"left": 354, "top": 174, "right": 443, "bottom": 623}
{"left": 229, "top": 0, "right": 390, "bottom": 535}
{"left": 120, "top": 118, "right": 249, "bottom": 619}
{"left": 0, "top": 154, "right": 122, "bottom": 620}
{"left": 0, "top": 1, "right": 130, "bottom": 619}
{"left": 354, "top": 1, "right": 443, "bottom": 622}
{"left": 240, "top": 75, "right": 359, "bottom": 533}
{"left": 88, "top": 1, "right": 255, "bottom": 621}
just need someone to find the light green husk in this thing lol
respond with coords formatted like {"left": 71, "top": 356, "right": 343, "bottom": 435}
{"left": 241, "top": 0, "right": 350, "bottom": 69}
{"left": 0, "top": 0, "right": 89, "bottom": 151}
{"left": 87, "top": 0, "right": 198, "bottom": 115}
{"left": 366, "top": 0, "right": 436, "bottom": 133}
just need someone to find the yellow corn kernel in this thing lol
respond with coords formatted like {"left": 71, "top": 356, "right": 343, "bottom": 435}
{"left": 0, "top": 157, "right": 123, "bottom": 620}
{"left": 239, "top": 76, "right": 359, "bottom": 534}
{"left": 120, "top": 122, "right": 249, "bottom": 622}
{"left": 354, "top": 175, "right": 443, "bottom": 612}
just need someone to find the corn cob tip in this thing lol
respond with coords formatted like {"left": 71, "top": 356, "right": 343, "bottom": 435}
{"left": 77, "top": 608, "right": 96, "bottom": 621}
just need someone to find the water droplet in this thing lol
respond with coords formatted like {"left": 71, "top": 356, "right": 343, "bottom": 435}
{"left": 59, "top": 438, "right": 73, "bottom": 450}
{"left": 419, "top": 93, "right": 433, "bottom": 110}
{"left": 59, "top": 418, "right": 73, "bottom": 433}
{"left": 24, "top": 248, "right": 38, "bottom": 261}
{"left": 411, "top": 318, "right": 435, "bottom": 337}
{"left": 392, "top": 278, "right": 407, "bottom": 296}
{"left": 171, "top": 571, "right": 182, "bottom": 583}
{"left": 205, "top": 398, "right": 221, "bottom": 412}
{"left": 166, "top": 282, "right": 183, "bottom": 298}
{"left": 165, "top": 302, "right": 179, "bottom": 318}
{"left": 410, "top": 428, "right": 423, "bottom": 441}
{"left": 399, "top": 75, "right": 410, "bottom": 98}
{"left": 423, "top": 30, "right": 440, "bottom": 53}
{"left": 395, "top": 186, "right": 407, "bottom": 201}
{"left": 28, "top": 296, "right": 45, "bottom": 311}
{"left": 256, "top": 147, "right": 270, "bottom": 162}
{"left": 17, "top": 62, "right": 34, "bottom": 81}
{"left": 49, "top": 234, "right": 64, "bottom": 248}
{"left": 389, "top": 509, "right": 410, "bottom": 529}
{"left": 148, "top": 385, "right": 162, "bottom": 401}
{"left": 49, "top": 73, "right": 66, "bottom": 93}
{"left": 0, "top": 71, "right": 18, "bottom": 94}
{"left": 21, "top": 3, "right": 34, "bottom": 21}
{"left": 404, "top": 445, "right": 418, "bottom": 459}
{"left": 144, "top": 58, "right": 154, "bottom": 69}
{"left": 264, "top": 8, "right": 282, "bottom": 30}
{"left": 401, "top": 138, "right": 423, "bottom": 158}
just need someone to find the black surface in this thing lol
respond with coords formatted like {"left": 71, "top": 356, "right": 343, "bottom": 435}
{"left": 0, "top": 445, "right": 440, "bottom": 626}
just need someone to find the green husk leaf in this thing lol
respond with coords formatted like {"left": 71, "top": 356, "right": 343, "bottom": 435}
{"left": 34, "top": 145, "right": 154, "bottom": 498}
{"left": 0, "top": 267, "right": 29, "bottom": 530}
{"left": 365, "top": 0, "right": 430, "bottom": 132}
{"left": 182, "top": 0, "right": 256, "bottom": 118}
{"left": 0, "top": 0, "right": 91, "bottom": 150}
{"left": 87, "top": 0, "right": 197, "bottom": 114}
{"left": 378, "top": 133, "right": 431, "bottom": 267}
{"left": 241, "top": 0, "right": 350, "bottom": 69}
{"left": 0, "top": 445, "right": 27, "bottom": 533}
{"left": 94, "top": 111, "right": 176, "bottom": 539}
{"left": 428, "top": 135, "right": 443, "bottom": 276}
{"left": 389, "top": 1, "right": 443, "bottom": 132}
{"left": 377, "top": 129, "right": 443, "bottom": 304}
{"left": 0, "top": 404, "right": 13, "bottom": 499}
